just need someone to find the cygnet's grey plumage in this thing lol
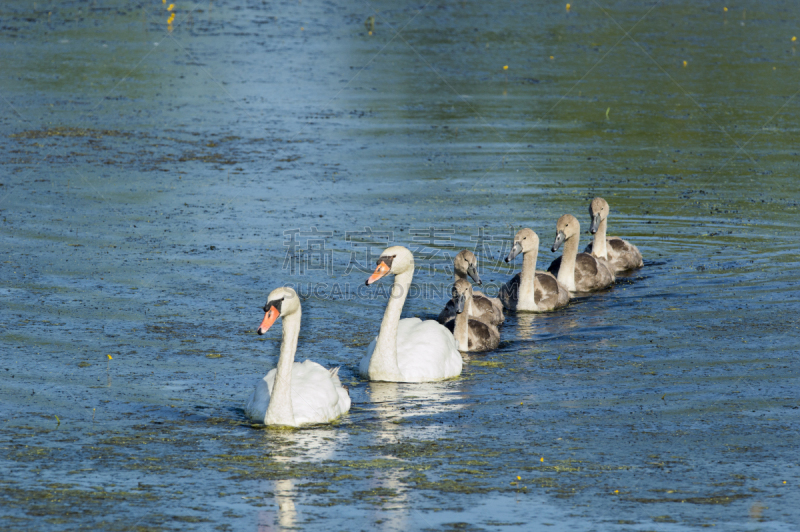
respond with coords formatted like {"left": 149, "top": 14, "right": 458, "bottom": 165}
{"left": 583, "top": 197, "right": 643, "bottom": 272}
{"left": 444, "top": 279, "right": 500, "bottom": 353}
{"left": 499, "top": 228, "right": 569, "bottom": 312}
{"left": 547, "top": 214, "right": 615, "bottom": 293}
{"left": 437, "top": 250, "right": 504, "bottom": 326}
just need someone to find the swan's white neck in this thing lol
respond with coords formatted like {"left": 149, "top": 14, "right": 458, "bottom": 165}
{"left": 370, "top": 267, "right": 414, "bottom": 381}
{"left": 517, "top": 247, "right": 538, "bottom": 310}
{"left": 265, "top": 309, "right": 300, "bottom": 425}
{"left": 557, "top": 235, "right": 579, "bottom": 292}
{"left": 453, "top": 295, "right": 472, "bottom": 351}
{"left": 592, "top": 218, "right": 608, "bottom": 259}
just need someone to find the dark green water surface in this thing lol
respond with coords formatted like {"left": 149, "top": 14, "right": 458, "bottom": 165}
{"left": 1, "top": 0, "right": 798, "bottom": 530}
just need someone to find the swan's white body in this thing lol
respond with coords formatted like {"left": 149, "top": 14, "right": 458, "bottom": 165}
{"left": 361, "top": 318, "right": 461, "bottom": 381}
{"left": 245, "top": 362, "right": 350, "bottom": 426}
{"left": 361, "top": 246, "right": 462, "bottom": 383}
{"left": 245, "top": 287, "right": 351, "bottom": 427}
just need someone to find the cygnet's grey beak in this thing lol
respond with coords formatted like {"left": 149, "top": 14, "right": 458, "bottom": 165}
{"left": 455, "top": 292, "right": 467, "bottom": 314}
{"left": 590, "top": 213, "right": 602, "bottom": 234}
{"left": 551, "top": 231, "right": 566, "bottom": 253}
{"left": 505, "top": 242, "right": 523, "bottom": 262}
{"left": 466, "top": 264, "right": 482, "bottom": 285}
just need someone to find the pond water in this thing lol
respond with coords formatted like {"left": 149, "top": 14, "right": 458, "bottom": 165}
{"left": 1, "top": 0, "right": 798, "bottom": 530}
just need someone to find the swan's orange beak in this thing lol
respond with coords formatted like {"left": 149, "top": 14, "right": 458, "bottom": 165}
{"left": 366, "top": 261, "right": 391, "bottom": 285}
{"left": 257, "top": 306, "right": 280, "bottom": 335}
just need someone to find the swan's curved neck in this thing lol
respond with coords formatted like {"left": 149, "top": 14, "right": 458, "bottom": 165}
{"left": 593, "top": 218, "right": 608, "bottom": 259}
{"left": 454, "top": 270, "right": 477, "bottom": 316}
{"left": 371, "top": 267, "right": 413, "bottom": 380}
{"left": 266, "top": 309, "right": 301, "bottom": 425}
{"left": 518, "top": 247, "right": 538, "bottom": 308}
{"left": 557, "top": 235, "right": 579, "bottom": 292}
{"left": 453, "top": 295, "right": 472, "bottom": 351}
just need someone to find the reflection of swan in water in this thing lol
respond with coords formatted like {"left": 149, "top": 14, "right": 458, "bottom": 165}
{"left": 255, "top": 430, "right": 349, "bottom": 530}
{"left": 361, "top": 381, "right": 467, "bottom": 528}
{"left": 512, "top": 312, "right": 582, "bottom": 342}
{"left": 367, "top": 381, "right": 465, "bottom": 439}
{"left": 256, "top": 469, "right": 297, "bottom": 531}
{"left": 273, "top": 478, "right": 297, "bottom": 530}
{"left": 515, "top": 312, "right": 538, "bottom": 339}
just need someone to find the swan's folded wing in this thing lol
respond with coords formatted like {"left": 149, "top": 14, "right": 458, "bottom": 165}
{"left": 608, "top": 237, "right": 643, "bottom": 270}
{"left": 490, "top": 296, "right": 505, "bottom": 323}
{"left": 360, "top": 337, "right": 378, "bottom": 378}
{"left": 290, "top": 360, "right": 351, "bottom": 424}
{"left": 244, "top": 370, "right": 275, "bottom": 423}
{"left": 535, "top": 272, "right": 564, "bottom": 311}
{"left": 472, "top": 293, "right": 504, "bottom": 325}
{"left": 395, "top": 318, "right": 462, "bottom": 382}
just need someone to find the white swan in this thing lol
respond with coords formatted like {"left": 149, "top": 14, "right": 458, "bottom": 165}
{"left": 437, "top": 250, "right": 504, "bottom": 326}
{"left": 584, "top": 197, "right": 644, "bottom": 272}
{"left": 361, "top": 246, "right": 462, "bottom": 382}
{"left": 500, "top": 228, "right": 569, "bottom": 311}
{"left": 548, "top": 215, "right": 615, "bottom": 293}
{"left": 245, "top": 287, "right": 351, "bottom": 427}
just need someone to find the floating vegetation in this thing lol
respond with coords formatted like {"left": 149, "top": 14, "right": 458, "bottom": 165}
{"left": 630, "top": 494, "right": 753, "bottom": 505}
{"left": 10, "top": 127, "right": 127, "bottom": 139}
{"left": 2, "top": 0, "right": 798, "bottom": 529}
{"left": 470, "top": 360, "right": 504, "bottom": 368}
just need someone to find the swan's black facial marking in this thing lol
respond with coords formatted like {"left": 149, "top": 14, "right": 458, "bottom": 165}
{"left": 262, "top": 298, "right": 283, "bottom": 313}
{"left": 376, "top": 255, "right": 395, "bottom": 269}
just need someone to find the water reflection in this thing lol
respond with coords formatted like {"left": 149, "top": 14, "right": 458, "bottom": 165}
{"left": 3, "top": 0, "right": 800, "bottom": 529}
{"left": 514, "top": 312, "right": 538, "bottom": 339}
{"left": 256, "top": 478, "right": 297, "bottom": 531}
{"left": 362, "top": 468, "right": 410, "bottom": 531}
{"left": 255, "top": 429, "right": 349, "bottom": 530}
{"left": 362, "top": 381, "right": 467, "bottom": 529}
{"left": 269, "top": 428, "right": 348, "bottom": 463}
{"left": 366, "top": 381, "right": 464, "bottom": 437}
{"left": 511, "top": 311, "right": 582, "bottom": 341}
